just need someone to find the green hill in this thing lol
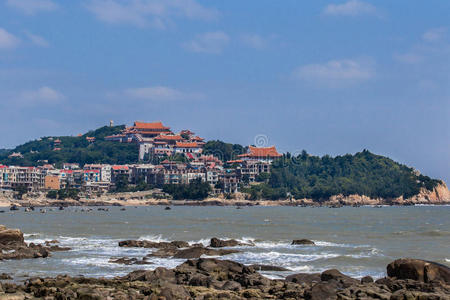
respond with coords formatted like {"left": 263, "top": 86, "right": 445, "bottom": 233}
{"left": 0, "top": 125, "right": 139, "bottom": 167}
{"left": 244, "top": 150, "right": 441, "bottom": 200}
{"left": 0, "top": 126, "right": 442, "bottom": 201}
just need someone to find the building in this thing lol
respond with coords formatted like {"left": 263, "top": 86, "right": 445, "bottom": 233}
{"left": 237, "top": 146, "right": 282, "bottom": 162}
{"left": 111, "top": 165, "right": 130, "bottom": 183}
{"left": 174, "top": 142, "right": 203, "bottom": 154}
{"left": 45, "top": 175, "right": 60, "bottom": 190}
{"left": 237, "top": 160, "right": 271, "bottom": 183}
{"left": 221, "top": 171, "right": 240, "bottom": 194}
{"left": 0, "top": 166, "right": 45, "bottom": 192}
{"left": 105, "top": 121, "right": 206, "bottom": 160}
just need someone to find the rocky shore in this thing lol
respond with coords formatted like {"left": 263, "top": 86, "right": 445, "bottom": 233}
{"left": 1, "top": 182, "right": 449, "bottom": 209}
{"left": 1, "top": 226, "right": 450, "bottom": 299}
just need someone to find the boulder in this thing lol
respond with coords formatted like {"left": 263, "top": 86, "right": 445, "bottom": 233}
{"left": 118, "top": 240, "right": 189, "bottom": 249}
{"left": 304, "top": 280, "right": 339, "bottom": 300}
{"left": 286, "top": 273, "right": 321, "bottom": 284}
{"left": 109, "top": 257, "right": 153, "bottom": 265}
{"left": 173, "top": 247, "right": 239, "bottom": 259}
{"left": 210, "top": 237, "right": 252, "bottom": 248}
{"left": 320, "top": 269, "right": 359, "bottom": 287}
{"left": 361, "top": 275, "right": 374, "bottom": 283}
{"left": 291, "top": 239, "right": 315, "bottom": 245}
{"left": 249, "top": 264, "right": 290, "bottom": 272}
{"left": 387, "top": 258, "right": 450, "bottom": 283}
{"left": 0, "top": 226, "right": 25, "bottom": 245}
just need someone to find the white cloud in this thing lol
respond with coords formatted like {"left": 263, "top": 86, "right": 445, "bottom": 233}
{"left": 393, "top": 53, "right": 423, "bottom": 64}
{"left": 0, "top": 28, "right": 20, "bottom": 49}
{"left": 422, "top": 27, "right": 447, "bottom": 42}
{"left": 6, "top": 0, "right": 58, "bottom": 15}
{"left": 323, "top": 0, "right": 377, "bottom": 16}
{"left": 124, "top": 86, "right": 202, "bottom": 101}
{"left": 240, "top": 34, "right": 273, "bottom": 49}
{"left": 293, "top": 58, "right": 374, "bottom": 87}
{"left": 25, "top": 32, "right": 49, "bottom": 47}
{"left": 18, "top": 86, "right": 65, "bottom": 105}
{"left": 183, "top": 31, "right": 229, "bottom": 54}
{"left": 85, "top": 0, "right": 218, "bottom": 28}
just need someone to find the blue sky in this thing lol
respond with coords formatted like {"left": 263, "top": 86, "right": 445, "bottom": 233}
{"left": 0, "top": 0, "right": 449, "bottom": 182}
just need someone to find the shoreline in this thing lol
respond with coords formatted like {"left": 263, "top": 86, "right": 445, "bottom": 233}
{"left": 2, "top": 198, "right": 450, "bottom": 208}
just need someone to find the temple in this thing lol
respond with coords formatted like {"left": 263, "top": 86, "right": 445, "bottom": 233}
{"left": 105, "top": 121, "right": 205, "bottom": 160}
{"left": 238, "top": 146, "right": 282, "bottom": 162}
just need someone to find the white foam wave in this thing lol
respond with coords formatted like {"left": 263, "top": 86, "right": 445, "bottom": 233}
{"left": 138, "top": 235, "right": 170, "bottom": 243}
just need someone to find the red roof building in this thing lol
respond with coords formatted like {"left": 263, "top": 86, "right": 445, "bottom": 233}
{"left": 238, "top": 146, "right": 282, "bottom": 161}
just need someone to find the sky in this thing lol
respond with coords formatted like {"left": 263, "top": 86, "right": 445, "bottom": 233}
{"left": 0, "top": 0, "right": 449, "bottom": 183}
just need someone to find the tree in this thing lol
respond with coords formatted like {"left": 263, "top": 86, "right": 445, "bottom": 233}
{"left": 14, "top": 185, "right": 28, "bottom": 200}
{"left": 46, "top": 190, "right": 58, "bottom": 199}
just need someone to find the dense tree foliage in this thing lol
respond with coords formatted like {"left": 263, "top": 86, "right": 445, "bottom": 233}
{"left": 46, "top": 188, "right": 80, "bottom": 200}
{"left": 163, "top": 178, "right": 211, "bottom": 200}
{"left": 245, "top": 150, "right": 441, "bottom": 200}
{"left": 0, "top": 149, "right": 10, "bottom": 155}
{"left": 203, "top": 140, "right": 246, "bottom": 162}
{"left": 0, "top": 126, "right": 139, "bottom": 167}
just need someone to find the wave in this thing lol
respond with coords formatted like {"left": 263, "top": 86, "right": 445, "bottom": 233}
{"left": 137, "top": 234, "right": 171, "bottom": 243}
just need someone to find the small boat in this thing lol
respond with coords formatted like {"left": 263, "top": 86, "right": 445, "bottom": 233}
{"left": 165, "top": 206, "right": 171, "bottom": 210}
{"left": 10, "top": 205, "right": 19, "bottom": 211}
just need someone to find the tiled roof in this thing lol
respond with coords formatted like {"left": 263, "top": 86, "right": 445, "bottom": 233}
{"left": 154, "top": 135, "right": 183, "bottom": 141}
{"left": 134, "top": 121, "right": 170, "bottom": 130}
{"left": 175, "top": 142, "right": 200, "bottom": 148}
{"left": 112, "top": 165, "right": 129, "bottom": 170}
{"left": 238, "top": 146, "right": 282, "bottom": 158}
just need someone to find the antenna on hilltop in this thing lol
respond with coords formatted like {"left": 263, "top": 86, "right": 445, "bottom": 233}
{"left": 110, "top": 120, "right": 114, "bottom": 127}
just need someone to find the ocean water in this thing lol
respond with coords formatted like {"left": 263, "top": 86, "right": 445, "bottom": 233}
{"left": 0, "top": 205, "right": 449, "bottom": 281}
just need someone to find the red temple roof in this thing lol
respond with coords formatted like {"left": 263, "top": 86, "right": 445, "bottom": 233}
{"left": 112, "top": 165, "right": 129, "bottom": 171}
{"left": 175, "top": 142, "right": 200, "bottom": 148}
{"left": 134, "top": 121, "right": 170, "bottom": 130}
{"left": 154, "top": 135, "right": 183, "bottom": 141}
{"left": 238, "top": 146, "right": 282, "bottom": 158}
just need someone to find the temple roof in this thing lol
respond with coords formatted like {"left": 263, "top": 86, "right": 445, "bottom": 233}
{"left": 238, "top": 146, "right": 282, "bottom": 158}
{"left": 175, "top": 142, "right": 201, "bottom": 148}
{"left": 154, "top": 134, "right": 183, "bottom": 141}
{"left": 133, "top": 121, "right": 170, "bottom": 130}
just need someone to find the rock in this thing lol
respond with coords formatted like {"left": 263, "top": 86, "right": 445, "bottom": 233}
{"left": 0, "top": 225, "right": 69, "bottom": 261}
{"left": 173, "top": 246, "right": 239, "bottom": 259}
{"left": 210, "top": 237, "right": 252, "bottom": 248}
{"left": 44, "top": 240, "right": 59, "bottom": 246}
{"left": 387, "top": 258, "right": 450, "bottom": 283}
{"left": 9, "top": 205, "right": 19, "bottom": 211}
{"left": 159, "top": 283, "right": 190, "bottom": 299}
{"left": 118, "top": 240, "right": 189, "bottom": 249}
{"left": 249, "top": 264, "right": 290, "bottom": 272}
{"left": 109, "top": 257, "right": 152, "bottom": 265}
{"left": 361, "top": 275, "right": 374, "bottom": 283}
{"left": 304, "top": 280, "right": 339, "bottom": 300}
{"left": 165, "top": 206, "right": 171, "bottom": 210}
{"left": 0, "top": 226, "right": 25, "bottom": 245}
{"left": 0, "top": 273, "right": 12, "bottom": 280}
{"left": 321, "top": 269, "right": 359, "bottom": 287}
{"left": 286, "top": 273, "right": 321, "bottom": 284}
{"left": 291, "top": 239, "right": 315, "bottom": 245}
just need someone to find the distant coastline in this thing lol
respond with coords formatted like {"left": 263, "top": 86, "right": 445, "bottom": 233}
{"left": 2, "top": 183, "right": 450, "bottom": 208}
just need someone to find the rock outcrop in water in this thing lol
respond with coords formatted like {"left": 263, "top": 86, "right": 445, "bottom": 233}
{"left": 0, "top": 225, "right": 70, "bottom": 261}
{"left": 210, "top": 237, "right": 253, "bottom": 248}
{"left": 119, "top": 239, "right": 241, "bottom": 259}
{"left": 1, "top": 258, "right": 449, "bottom": 299}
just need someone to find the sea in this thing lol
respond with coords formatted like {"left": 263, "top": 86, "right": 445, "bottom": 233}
{"left": 1, "top": 205, "right": 449, "bottom": 281}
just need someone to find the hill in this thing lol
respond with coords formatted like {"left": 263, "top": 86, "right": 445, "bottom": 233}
{"left": 244, "top": 150, "right": 442, "bottom": 201}
{"left": 0, "top": 126, "right": 444, "bottom": 202}
{"left": 0, "top": 126, "right": 139, "bottom": 167}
